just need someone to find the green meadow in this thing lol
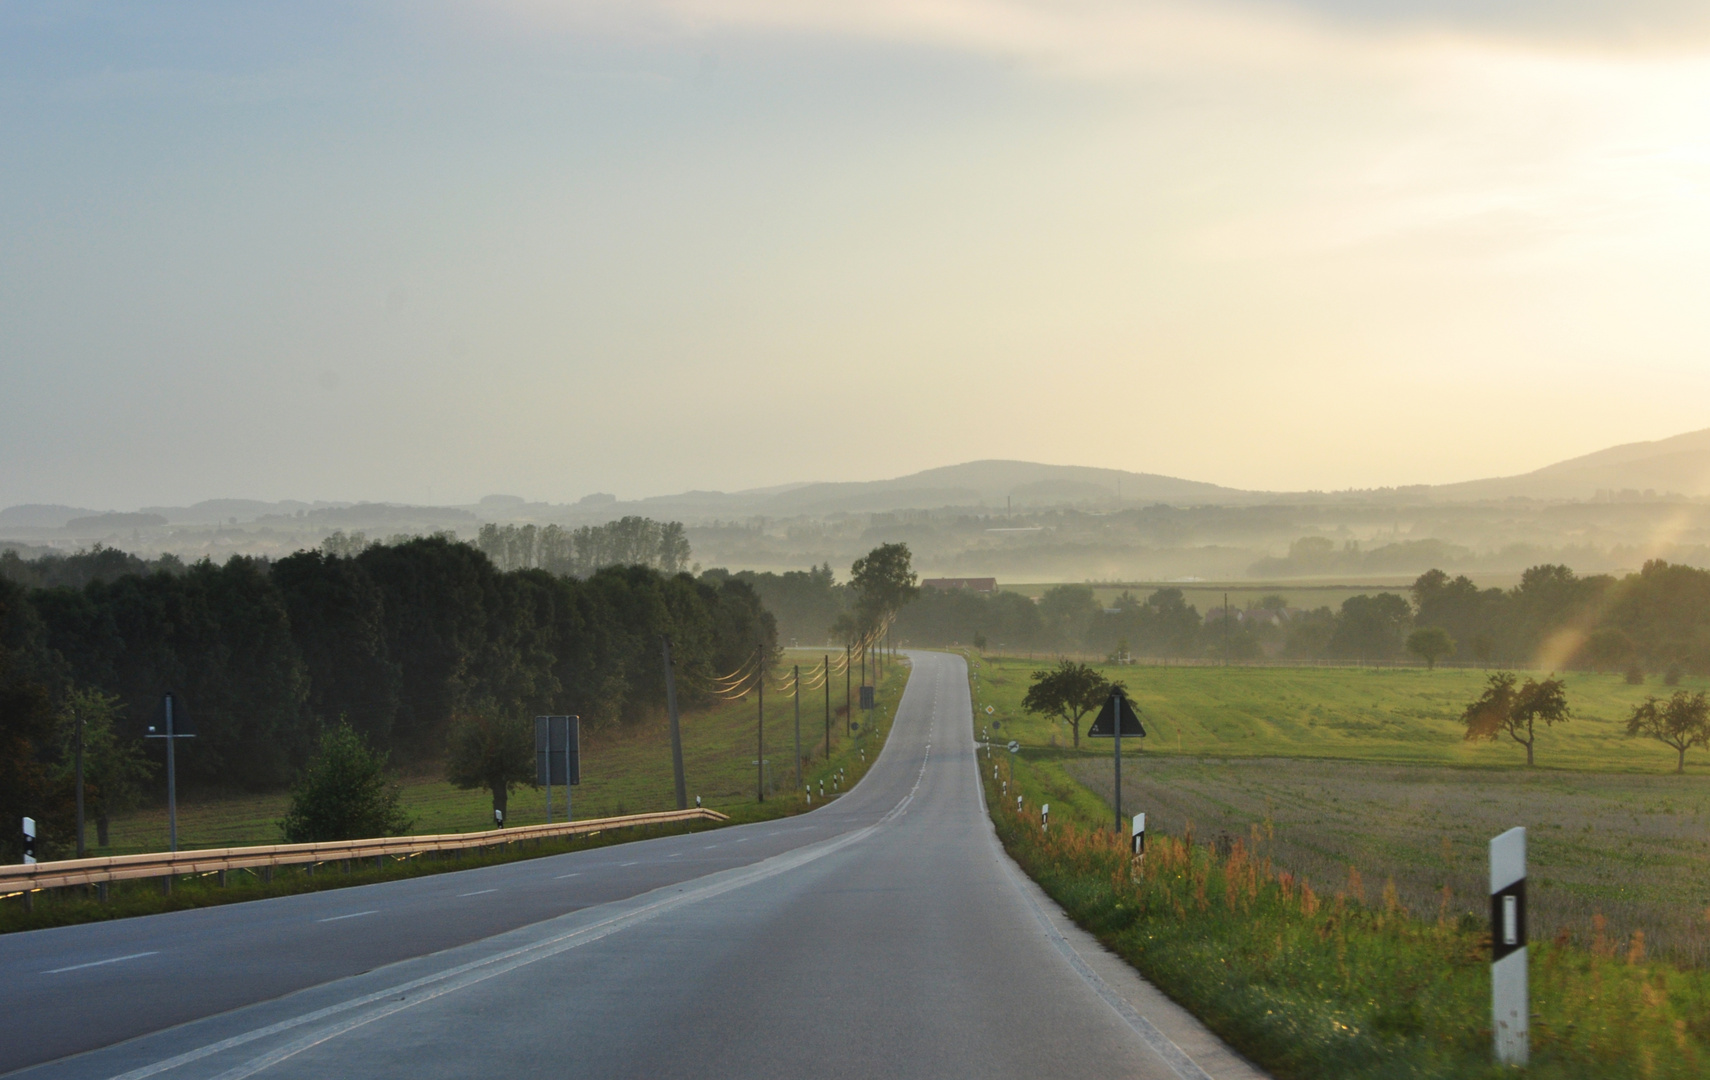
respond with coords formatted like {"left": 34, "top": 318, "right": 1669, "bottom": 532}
{"left": 970, "top": 654, "right": 1710, "bottom": 773}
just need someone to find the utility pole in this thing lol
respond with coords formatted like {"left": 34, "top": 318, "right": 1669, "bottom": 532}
{"left": 757, "top": 650, "right": 765, "bottom": 803}
{"left": 845, "top": 644, "right": 852, "bottom": 736}
{"left": 1224, "top": 592, "right": 1230, "bottom": 667}
{"left": 662, "top": 636, "right": 687, "bottom": 810}
{"left": 793, "top": 664, "right": 802, "bottom": 790}
{"left": 824, "top": 654, "right": 831, "bottom": 759}
{"left": 74, "top": 704, "right": 86, "bottom": 858}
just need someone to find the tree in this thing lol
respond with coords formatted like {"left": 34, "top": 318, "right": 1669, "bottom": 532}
{"left": 1038, "top": 584, "right": 1099, "bottom": 649}
{"left": 55, "top": 688, "right": 155, "bottom": 848}
{"left": 279, "top": 721, "right": 411, "bottom": 842}
{"left": 1406, "top": 627, "right": 1455, "bottom": 670}
{"left": 445, "top": 706, "right": 535, "bottom": 822}
{"left": 1461, "top": 672, "right": 1570, "bottom": 766}
{"left": 849, "top": 543, "right": 919, "bottom": 631}
{"left": 1625, "top": 691, "right": 1710, "bottom": 773}
{"left": 1327, "top": 593, "right": 1412, "bottom": 660}
{"left": 1022, "top": 661, "right": 1124, "bottom": 748}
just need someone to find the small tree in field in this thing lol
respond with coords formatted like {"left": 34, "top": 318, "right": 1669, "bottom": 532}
{"left": 445, "top": 706, "right": 535, "bottom": 823}
{"left": 55, "top": 688, "right": 155, "bottom": 848}
{"left": 1625, "top": 691, "right": 1710, "bottom": 773}
{"left": 280, "top": 722, "right": 411, "bottom": 842}
{"left": 1022, "top": 661, "right": 1123, "bottom": 748}
{"left": 1461, "top": 672, "right": 1570, "bottom": 766}
{"left": 1406, "top": 627, "right": 1455, "bottom": 670}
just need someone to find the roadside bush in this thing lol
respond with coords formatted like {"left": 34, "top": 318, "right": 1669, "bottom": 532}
{"left": 279, "top": 722, "right": 411, "bottom": 842}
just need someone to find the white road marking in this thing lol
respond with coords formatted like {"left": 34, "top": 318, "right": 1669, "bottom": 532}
{"left": 458, "top": 889, "right": 498, "bottom": 897}
{"left": 555, "top": 873, "right": 580, "bottom": 879}
{"left": 42, "top": 951, "right": 158, "bottom": 975}
{"left": 316, "top": 911, "right": 378, "bottom": 924}
{"left": 619, "top": 861, "right": 640, "bottom": 867}
{"left": 666, "top": 852, "right": 682, "bottom": 858}
{"left": 105, "top": 821, "right": 891, "bottom": 1080}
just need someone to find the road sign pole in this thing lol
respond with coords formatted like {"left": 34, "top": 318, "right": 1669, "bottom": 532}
{"left": 1113, "top": 693, "right": 1122, "bottom": 834}
{"left": 1491, "top": 827, "right": 1528, "bottom": 1066}
{"left": 662, "top": 636, "right": 687, "bottom": 810}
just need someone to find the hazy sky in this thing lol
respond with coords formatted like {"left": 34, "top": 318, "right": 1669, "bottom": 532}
{"left": 4, "top": 1, "right": 1709, "bottom": 508}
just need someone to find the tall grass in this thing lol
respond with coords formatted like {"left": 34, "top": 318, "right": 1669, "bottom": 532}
{"left": 991, "top": 771, "right": 1710, "bottom": 1079}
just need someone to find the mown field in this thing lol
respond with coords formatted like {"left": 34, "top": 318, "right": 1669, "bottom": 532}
{"left": 99, "top": 650, "right": 909, "bottom": 854}
{"left": 969, "top": 655, "right": 1710, "bottom": 962}
{"left": 973, "top": 654, "right": 1710, "bottom": 771}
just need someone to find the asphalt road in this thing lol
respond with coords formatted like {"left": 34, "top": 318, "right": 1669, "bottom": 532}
{"left": 5, "top": 651, "right": 1263, "bottom": 1080}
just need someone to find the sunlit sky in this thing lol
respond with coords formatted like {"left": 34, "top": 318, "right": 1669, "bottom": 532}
{"left": 4, "top": 1, "right": 1709, "bottom": 508}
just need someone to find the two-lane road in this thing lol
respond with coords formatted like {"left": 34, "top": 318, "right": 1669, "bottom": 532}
{"left": 5, "top": 651, "right": 1264, "bottom": 1080}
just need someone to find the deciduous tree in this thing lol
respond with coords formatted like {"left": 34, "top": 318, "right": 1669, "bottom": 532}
{"left": 1625, "top": 691, "right": 1710, "bottom": 773}
{"left": 445, "top": 705, "right": 535, "bottom": 822}
{"left": 1022, "top": 661, "right": 1124, "bottom": 748}
{"left": 1461, "top": 671, "right": 1569, "bottom": 766}
{"left": 1405, "top": 627, "right": 1455, "bottom": 670}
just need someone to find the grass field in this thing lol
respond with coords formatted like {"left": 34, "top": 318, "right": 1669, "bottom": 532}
{"left": 973, "top": 654, "right": 1710, "bottom": 772}
{"left": 98, "top": 650, "right": 910, "bottom": 854}
{"left": 968, "top": 655, "right": 1710, "bottom": 963}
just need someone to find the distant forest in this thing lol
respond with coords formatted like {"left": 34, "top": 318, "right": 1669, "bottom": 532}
{"left": 0, "top": 535, "right": 776, "bottom": 808}
{"left": 879, "top": 561, "right": 1710, "bottom": 673}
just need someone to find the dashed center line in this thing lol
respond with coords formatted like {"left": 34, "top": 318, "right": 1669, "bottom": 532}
{"left": 666, "top": 852, "right": 682, "bottom": 858}
{"left": 316, "top": 911, "right": 377, "bottom": 924}
{"left": 619, "top": 861, "right": 640, "bottom": 867}
{"left": 458, "top": 889, "right": 498, "bottom": 898}
{"left": 555, "top": 872, "right": 581, "bottom": 879}
{"left": 42, "top": 951, "right": 158, "bottom": 974}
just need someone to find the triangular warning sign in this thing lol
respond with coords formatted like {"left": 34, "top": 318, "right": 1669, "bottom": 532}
{"left": 1087, "top": 691, "right": 1145, "bottom": 738}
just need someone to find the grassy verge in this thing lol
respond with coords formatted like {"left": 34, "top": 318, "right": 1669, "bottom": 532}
{"left": 988, "top": 751, "right": 1710, "bottom": 1079}
{"left": 3, "top": 653, "right": 909, "bottom": 933}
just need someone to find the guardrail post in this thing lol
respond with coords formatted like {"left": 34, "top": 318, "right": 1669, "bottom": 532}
{"left": 217, "top": 870, "right": 227, "bottom": 888}
{"left": 98, "top": 881, "right": 109, "bottom": 903}
{"left": 21, "top": 889, "right": 33, "bottom": 913}
{"left": 262, "top": 866, "right": 273, "bottom": 884}
{"left": 160, "top": 875, "right": 172, "bottom": 896}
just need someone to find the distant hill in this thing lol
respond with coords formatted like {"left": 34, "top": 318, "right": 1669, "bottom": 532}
{"left": 1429, "top": 427, "right": 1710, "bottom": 501}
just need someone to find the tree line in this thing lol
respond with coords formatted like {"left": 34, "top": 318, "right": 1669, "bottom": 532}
{"left": 881, "top": 560, "right": 1710, "bottom": 675}
{"left": 0, "top": 533, "right": 775, "bottom": 860}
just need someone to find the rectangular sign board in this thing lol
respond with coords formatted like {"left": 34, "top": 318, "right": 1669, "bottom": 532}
{"left": 535, "top": 715, "right": 580, "bottom": 786}
{"left": 859, "top": 685, "right": 875, "bottom": 711}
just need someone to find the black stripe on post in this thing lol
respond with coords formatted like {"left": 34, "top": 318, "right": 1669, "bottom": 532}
{"left": 1490, "top": 878, "right": 1526, "bottom": 962}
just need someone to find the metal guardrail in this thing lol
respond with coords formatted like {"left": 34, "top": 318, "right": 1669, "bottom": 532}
{"left": 2, "top": 807, "right": 729, "bottom": 894}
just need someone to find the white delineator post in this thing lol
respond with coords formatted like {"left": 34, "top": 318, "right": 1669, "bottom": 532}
{"left": 1041, "top": 803, "right": 1049, "bottom": 834}
{"left": 1131, "top": 812, "right": 1146, "bottom": 856}
{"left": 1490, "top": 827, "right": 1528, "bottom": 1066}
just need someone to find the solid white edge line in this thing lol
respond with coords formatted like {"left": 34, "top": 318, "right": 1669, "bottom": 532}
{"left": 314, "top": 911, "right": 378, "bottom": 924}
{"left": 42, "top": 951, "right": 159, "bottom": 975}
{"left": 456, "top": 889, "right": 497, "bottom": 898}
{"left": 964, "top": 654, "right": 1217, "bottom": 1080}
